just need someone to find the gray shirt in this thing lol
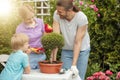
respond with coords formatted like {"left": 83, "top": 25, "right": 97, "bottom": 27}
{"left": 53, "top": 11, "right": 90, "bottom": 51}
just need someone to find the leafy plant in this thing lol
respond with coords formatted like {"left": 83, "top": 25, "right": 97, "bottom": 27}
{"left": 86, "top": 63, "right": 101, "bottom": 78}
{"left": 89, "top": 0, "right": 120, "bottom": 72}
{"left": 41, "top": 32, "right": 64, "bottom": 63}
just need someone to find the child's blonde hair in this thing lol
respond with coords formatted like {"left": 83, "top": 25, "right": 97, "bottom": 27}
{"left": 19, "top": 4, "right": 35, "bottom": 19}
{"left": 11, "top": 33, "right": 29, "bottom": 50}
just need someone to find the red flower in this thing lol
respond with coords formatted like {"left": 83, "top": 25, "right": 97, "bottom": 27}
{"left": 79, "top": 1, "right": 83, "bottom": 5}
{"left": 93, "top": 7, "right": 99, "bottom": 12}
{"left": 89, "top": 5, "right": 96, "bottom": 9}
{"left": 91, "top": 0, "right": 95, "bottom": 2}
{"left": 105, "top": 76, "right": 110, "bottom": 80}
{"left": 116, "top": 72, "right": 120, "bottom": 80}
{"left": 87, "top": 76, "right": 94, "bottom": 80}
{"left": 105, "top": 70, "right": 113, "bottom": 76}
{"left": 44, "top": 24, "right": 53, "bottom": 33}
{"left": 99, "top": 75, "right": 109, "bottom": 80}
{"left": 97, "top": 14, "right": 100, "bottom": 17}
{"left": 87, "top": 71, "right": 112, "bottom": 80}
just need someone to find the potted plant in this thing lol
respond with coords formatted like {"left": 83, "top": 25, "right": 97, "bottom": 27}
{"left": 38, "top": 32, "right": 64, "bottom": 74}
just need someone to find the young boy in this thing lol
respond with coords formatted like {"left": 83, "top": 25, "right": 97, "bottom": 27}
{"left": 0, "top": 33, "right": 31, "bottom": 80}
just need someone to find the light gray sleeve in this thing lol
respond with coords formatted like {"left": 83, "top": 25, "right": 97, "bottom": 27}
{"left": 53, "top": 10, "right": 60, "bottom": 22}
{"left": 77, "top": 12, "right": 88, "bottom": 27}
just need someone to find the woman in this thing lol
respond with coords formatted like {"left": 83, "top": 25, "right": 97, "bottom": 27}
{"left": 16, "top": 4, "right": 46, "bottom": 69}
{"left": 52, "top": 0, "right": 90, "bottom": 80}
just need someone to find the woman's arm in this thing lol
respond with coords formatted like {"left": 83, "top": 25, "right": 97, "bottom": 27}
{"left": 50, "top": 19, "right": 60, "bottom": 61}
{"left": 53, "top": 20, "right": 60, "bottom": 34}
{"left": 72, "top": 25, "right": 87, "bottom": 65}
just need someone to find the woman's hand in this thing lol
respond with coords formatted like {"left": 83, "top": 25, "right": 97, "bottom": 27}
{"left": 71, "top": 66, "right": 79, "bottom": 78}
{"left": 52, "top": 48, "right": 58, "bottom": 61}
{"left": 30, "top": 47, "right": 44, "bottom": 54}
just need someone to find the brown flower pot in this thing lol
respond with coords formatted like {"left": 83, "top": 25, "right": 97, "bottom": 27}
{"left": 38, "top": 61, "right": 63, "bottom": 74}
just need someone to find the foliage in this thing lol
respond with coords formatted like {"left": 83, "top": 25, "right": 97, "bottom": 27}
{"left": 41, "top": 33, "right": 64, "bottom": 51}
{"left": 89, "top": 0, "right": 120, "bottom": 71}
{"left": 41, "top": 32, "right": 64, "bottom": 61}
{"left": 0, "top": 27, "right": 12, "bottom": 54}
{"left": 0, "top": 0, "right": 21, "bottom": 55}
{"left": 86, "top": 63, "right": 101, "bottom": 78}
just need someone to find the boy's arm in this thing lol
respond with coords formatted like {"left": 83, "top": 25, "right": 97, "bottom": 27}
{"left": 24, "top": 66, "right": 31, "bottom": 74}
{"left": 23, "top": 54, "right": 31, "bottom": 74}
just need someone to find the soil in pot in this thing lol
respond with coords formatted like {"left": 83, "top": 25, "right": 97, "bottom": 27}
{"left": 38, "top": 61, "right": 63, "bottom": 74}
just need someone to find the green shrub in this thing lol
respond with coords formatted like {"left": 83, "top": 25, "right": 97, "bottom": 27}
{"left": 41, "top": 32, "right": 64, "bottom": 62}
{"left": 41, "top": 33, "right": 64, "bottom": 51}
{"left": 88, "top": 0, "right": 120, "bottom": 73}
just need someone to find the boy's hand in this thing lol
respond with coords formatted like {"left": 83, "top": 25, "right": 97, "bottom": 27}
{"left": 25, "top": 49, "right": 31, "bottom": 54}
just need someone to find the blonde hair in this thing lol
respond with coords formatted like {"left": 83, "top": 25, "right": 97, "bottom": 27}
{"left": 19, "top": 4, "right": 35, "bottom": 19}
{"left": 11, "top": 33, "right": 29, "bottom": 50}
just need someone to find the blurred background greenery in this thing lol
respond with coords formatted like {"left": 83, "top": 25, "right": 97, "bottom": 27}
{"left": 0, "top": 0, "right": 119, "bottom": 79}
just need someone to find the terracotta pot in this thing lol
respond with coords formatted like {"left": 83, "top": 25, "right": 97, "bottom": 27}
{"left": 38, "top": 61, "right": 63, "bottom": 74}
